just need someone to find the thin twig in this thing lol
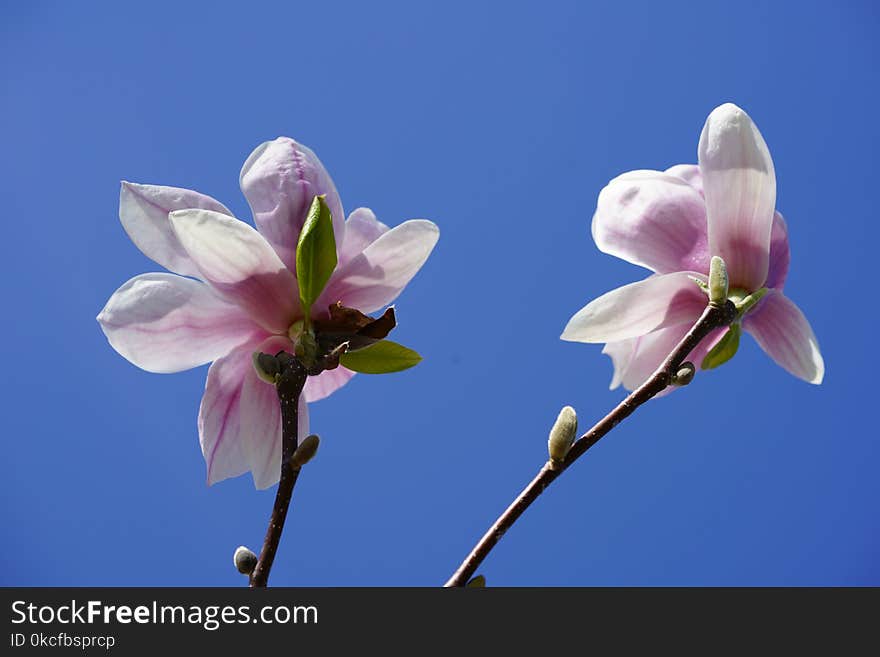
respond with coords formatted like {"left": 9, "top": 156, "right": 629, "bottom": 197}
{"left": 444, "top": 300, "right": 736, "bottom": 587}
{"left": 249, "top": 355, "right": 308, "bottom": 588}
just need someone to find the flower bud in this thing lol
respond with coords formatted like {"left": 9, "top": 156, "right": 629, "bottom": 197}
{"left": 233, "top": 546, "right": 258, "bottom": 575}
{"left": 466, "top": 575, "right": 486, "bottom": 588}
{"left": 708, "top": 256, "right": 729, "bottom": 305}
{"left": 548, "top": 406, "right": 578, "bottom": 467}
{"left": 252, "top": 352, "right": 280, "bottom": 384}
{"left": 293, "top": 331, "right": 318, "bottom": 368}
{"left": 292, "top": 434, "right": 320, "bottom": 468}
{"left": 671, "top": 361, "right": 695, "bottom": 386}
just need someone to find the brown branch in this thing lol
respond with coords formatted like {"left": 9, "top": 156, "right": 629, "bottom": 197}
{"left": 444, "top": 300, "right": 737, "bottom": 587}
{"left": 249, "top": 354, "right": 308, "bottom": 588}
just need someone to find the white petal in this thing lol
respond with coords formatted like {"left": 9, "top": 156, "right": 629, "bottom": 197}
{"left": 561, "top": 272, "right": 707, "bottom": 343}
{"left": 239, "top": 137, "right": 345, "bottom": 271}
{"left": 119, "top": 181, "right": 232, "bottom": 278}
{"left": 169, "top": 209, "right": 300, "bottom": 333}
{"left": 602, "top": 339, "right": 637, "bottom": 390}
{"left": 97, "top": 273, "right": 261, "bottom": 373}
{"left": 303, "top": 366, "right": 357, "bottom": 402}
{"left": 592, "top": 169, "right": 709, "bottom": 274}
{"left": 698, "top": 103, "right": 776, "bottom": 290}
{"left": 337, "top": 208, "right": 390, "bottom": 269}
{"left": 317, "top": 219, "right": 439, "bottom": 314}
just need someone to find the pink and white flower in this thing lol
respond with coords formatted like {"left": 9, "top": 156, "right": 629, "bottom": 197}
{"left": 98, "top": 138, "right": 439, "bottom": 488}
{"left": 561, "top": 103, "right": 824, "bottom": 390}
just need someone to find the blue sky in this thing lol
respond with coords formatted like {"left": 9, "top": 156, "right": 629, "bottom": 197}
{"left": 2, "top": 0, "right": 878, "bottom": 586}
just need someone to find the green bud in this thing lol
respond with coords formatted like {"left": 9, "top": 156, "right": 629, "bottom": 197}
{"left": 671, "top": 361, "right": 695, "bottom": 386}
{"left": 252, "top": 352, "right": 280, "bottom": 384}
{"left": 292, "top": 434, "right": 320, "bottom": 468}
{"left": 548, "top": 406, "right": 578, "bottom": 467}
{"left": 293, "top": 331, "right": 318, "bottom": 369}
{"left": 466, "top": 575, "right": 486, "bottom": 588}
{"left": 233, "top": 546, "right": 258, "bottom": 575}
{"left": 708, "top": 256, "right": 729, "bottom": 305}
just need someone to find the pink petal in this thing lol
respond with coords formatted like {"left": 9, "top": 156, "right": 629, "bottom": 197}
{"left": 317, "top": 219, "right": 439, "bottom": 315}
{"left": 169, "top": 209, "right": 300, "bottom": 333}
{"left": 239, "top": 138, "right": 345, "bottom": 272}
{"left": 766, "top": 211, "right": 790, "bottom": 290}
{"left": 619, "top": 323, "right": 690, "bottom": 392}
{"left": 561, "top": 272, "right": 708, "bottom": 344}
{"left": 742, "top": 290, "right": 824, "bottom": 384}
{"left": 337, "top": 208, "right": 390, "bottom": 269}
{"left": 119, "top": 181, "right": 233, "bottom": 278}
{"left": 664, "top": 164, "right": 704, "bottom": 195}
{"left": 97, "top": 273, "right": 263, "bottom": 373}
{"left": 200, "top": 343, "right": 253, "bottom": 486}
{"left": 601, "top": 338, "right": 637, "bottom": 390}
{"left": 201, "top": 337, "right": 311, "bottom": 489}
{"left": 592, "top": 170, "right": 709, "bottom": 274}
{"left": 698, "top": 103, "right": 776, "bottom": 290}
{"left": 239, "top": 336, "right": 310, "bottom": 489}
{"left": 304, "top": 366, "right": 357, "bottom": 403}
{"left": 604, "top": 323, "right": 727, "bottom": 393}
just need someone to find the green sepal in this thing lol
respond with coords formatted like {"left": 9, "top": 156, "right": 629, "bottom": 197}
{"left": 339, "top": 340, "right": 422, "bottom": 374}
{"left": 701, "top": 323, "right": 741, "bottom": 370}
{"left": 296, "top": 195, "right": 337, "bottom": 322}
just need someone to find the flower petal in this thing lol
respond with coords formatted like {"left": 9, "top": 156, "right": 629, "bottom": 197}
{"left": 742, "top": 290, "right": 824, "bottom": 384}
{"left": 169, "top": 209, "right": 299, "bottom": 333}
{"left": 303, "top": 366, "right": 357, "bottom": 403}
{"left": 698, "top": 103, "right": 776, "bottom": 290}
{"left": 119, "top": 181, "right": 233, "bottom": 278}
{"left": 766, "top": 211, "right": 790, "bottom": 291}
{"left": 664, "top": 164, "right": 703, "bottom": 195}
{"left": 338, "top": 208, "right": 390, "bottom": 269}
{"left": 619, "top": 323, "right": 689, "bottom": 392}
{"left": 97, "top": 273, "right": 262, "bottom": 373}
{"left": 200, "top": 343, "right": 253, "bottom": 486}
{"left": 602, "top": 338, "right": 637, "bottom": 390}
{"left": 240, "top": 336, "right": 311, "bottom": 489}
{"left": 606, "top": 323, "right": 727, "bottom": 393}
{"left": 317, "top": 219, "right": 439, "bottom": 315}
{"left": 240, "top": 137, "right": 345, "bottom": 272}
{"left": 201, "top": 337, "right": 311, "bottom": 489}
{"left": 592, "top": 170, "right": 709, "bottom": 274}
{"left": 561, "top": 272, "right": 708, "bottom": 344}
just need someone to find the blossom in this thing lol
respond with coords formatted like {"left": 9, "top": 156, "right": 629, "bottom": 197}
{"left": 98, "top": 138, "right": 439, "bottom": 488}
{"left": 561, "top": 103, "right": 824, "bottom": 391}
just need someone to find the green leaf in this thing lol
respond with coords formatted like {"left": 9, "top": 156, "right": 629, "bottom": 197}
{"left": 339, "top": 340, "right": 422, "bottom": 374}
{"left": 466, "top": 575, "right": 486, "bottom": 588}
{"left": 701, "top": 323, "right": 741, "bottom": 370}
{"left": 296, "top": 195, "right": 337, "bottom": 321}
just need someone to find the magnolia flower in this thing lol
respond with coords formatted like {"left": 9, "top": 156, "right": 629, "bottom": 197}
{"left": 562, "top": 103, "right": 824, "bottom": 391}
{"left": 98, "top": 138, "right": 439, "bottom": 488}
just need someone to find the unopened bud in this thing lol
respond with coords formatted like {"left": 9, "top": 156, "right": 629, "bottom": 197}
{"left": 671, "top": 361, "right": 695, "bottom": 386}
{"left": 548, "top": 406, "right": 578, "bottom": 467}
{"left": 252, "top": 352, "right": 280, "bottom": 384}
{"left": 292, "top": 434, "right": 320, "bottom": 468}
{"left": 293, "top": 331, "right": 318, "bottom": 368}
{"left": 233, "top": 546, "right": 258, "bottom": 575}
{"left": 708, "top": 256, "right": 729, "bottom": 305}
{"left": 466, "top": 575, "right": 486, "bottom": 588}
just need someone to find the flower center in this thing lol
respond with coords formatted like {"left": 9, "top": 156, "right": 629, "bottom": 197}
{"left": 288, "top": 319, "right": 305, "bottom": 341}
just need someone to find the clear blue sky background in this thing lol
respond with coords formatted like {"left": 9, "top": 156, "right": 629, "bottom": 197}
{"left": 2, "top": 1, "right": 877, "bottom": 586}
